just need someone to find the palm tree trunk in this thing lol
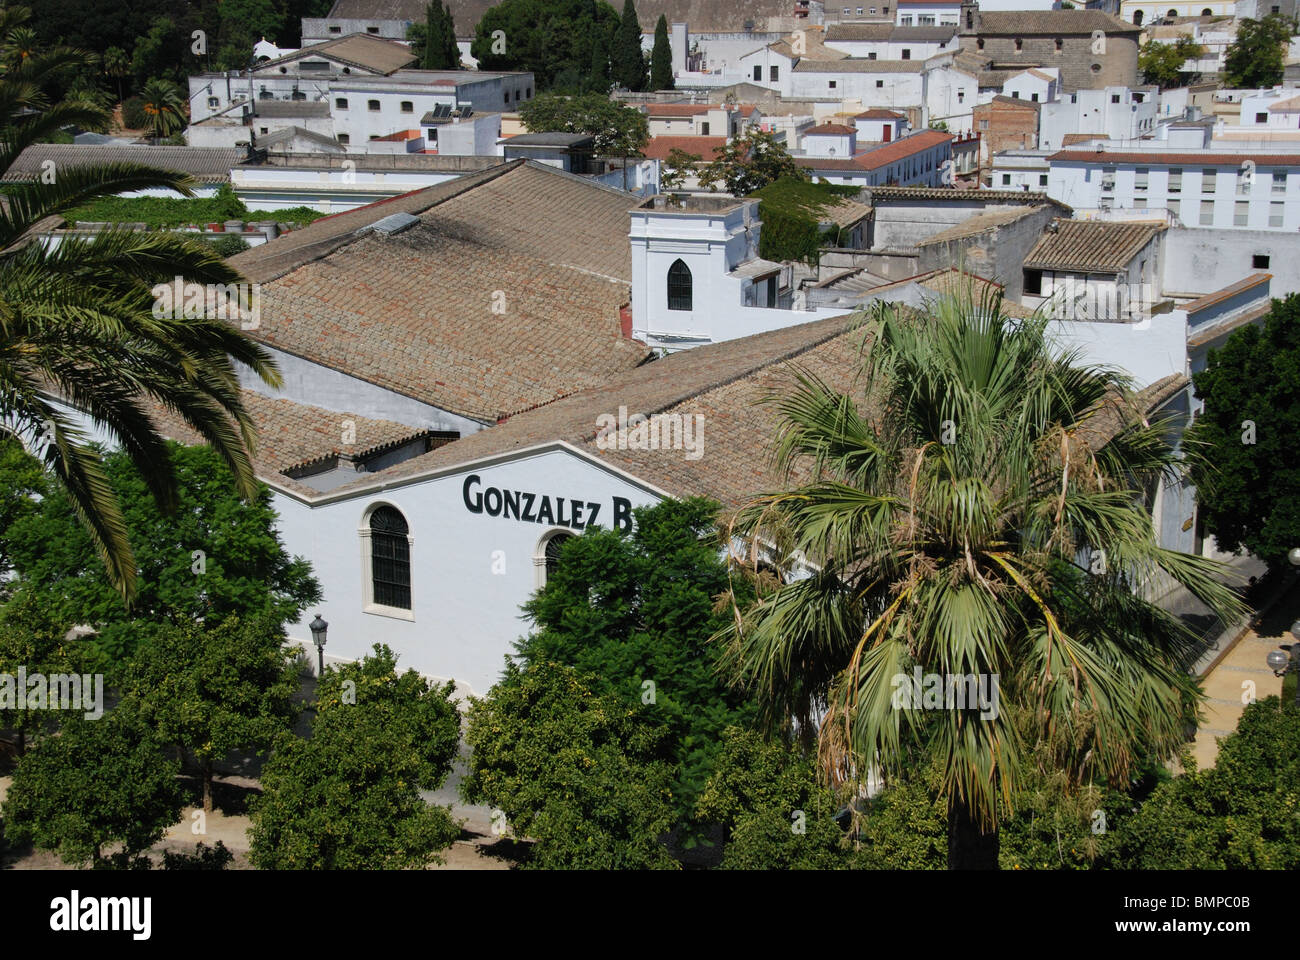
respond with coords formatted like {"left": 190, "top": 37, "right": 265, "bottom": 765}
{"left": 947, "top": 798, "right": 999, "bottom": 870}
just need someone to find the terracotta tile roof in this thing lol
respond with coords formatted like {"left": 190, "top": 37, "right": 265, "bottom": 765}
{"left": 254, "top": 33, "right": 417, "bottom": 75}
{"left": 866, "top": 185, "right": 1060, "bottom": 204}
{"left": 645, "top": 104, "right": 714, "bottom": 117}
{"left": 228, "top": 160, "right": 649, "bottom": 422}
{"left": 1269, "top": 95, "right": 1300, "bottom": 112}
{"left": 805, "top": 123, "right": 858, "bottom": 135}
{"left": 794, "top": 58, "right": 920, "bottom": 73}
{"left": 1023, "top": 219, "right": 1165, "bottom": 273}
{"left": 821, "top": 196, "right": 873, "bottom": 228}
{"left": 1, "top": 144, "right": 241, "bottom": 184}
{"left": 1061, "top": 133, "right": 1107, "bottom": 145}
{"left": 147, "top": 391, "right": 439, "bottom": 498}
{"left": 796, "top": 129, "right": 952, "bottom": 172}
{"left": 302, "top": 295, "right": 1176, "bottom": 507}
{"left": 642, "top": 135, "right": 729, "bottom": 161}
{"left": 323, "top": 312, "right": 862, "bottom": 504}
{"left": 1186, "top": 303, "right": 1272, "bottom": 348}
{"left": 1183, "top": 273, "right": 1270, "bottom": 314}
{"left": 855, "top": 108, "right": 905, "bottom": 120}
{"left": 987, "top": 94, "right": 1041, "bottom": 109}
{"left": 976, "top": 10, "right": 1141, "bottom": 35}
{"left": 824, "top": 23, "right": 894, "bottom": 41}
{"left": 767, "top": 26, "right": 847, "bottom": 60}
{"left": 917, "top": 205, "right": 1044, "bottom": 246}
{"left": 254, "top": 101, "right": 332, "bottom": 118}
{"left": 1049, "top": 149, "right": 1300, "bottom": 165}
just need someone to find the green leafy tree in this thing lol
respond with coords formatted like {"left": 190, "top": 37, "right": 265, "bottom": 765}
{"left": 1224, "top": 15, "right": 1296, "bottom": 89}
{"left": 697, "top": 727, "right": 867, "bottom": 869}
{"left": 138, "top": 76, "right": 185, "bottom": 143}
{"left": 1138, "top": 37, "right": 1205, "bottom": 87}
{"left": 462, "top": 660, "right": 679, "bottom": 869}
{"left": 517, "top": 498, "right": 758, "bottom": 815}
{"left": 2, "top": 704, "right": 184, "bottom": 867}
{"left": 1105, "top": 698, "right": 1300, "bottom": 868}
{"left": 659, "top": 147, "right": 702, "bottom": 189}
{"left": 517, "top": 90, "right": 648, "bottom": 156}
{"left": 716, "top": 288, "right": 1242, "bottom": 868}
{"left": 613, "top": 0, "right": 647, "bottom": 91}
{"left": 1185, "top": 295, "right": 1300, "bottom": 569}
{"left": 472, "top": 0, "right": 620, "bottom": 91}
{"left": 249, "top": 645, "right": 462, "bottom": 869}
{"left": 0, "top": 593, "right": 87, "bottom": 755}
{"left": 214, "top": 0, "right": 285, "bottom": 72}
{"left": 0, "top": 24, "right": 282, "bottom": 604}
{"left": 128, "top": 16, "right": 185, "bottom": 84}
{"left": 650, "top": 14, "right": 673, "bottom": 90}
{"left": 587, "top": 20, "right": 613, "bottom": 93}
{"left": 122, "top": 616, "right": 302, "bottom": 812}
{"left": 415, "top": 1, "right": 458, "bottom": 70}
{"left": 698, "top": 128, "right": 809, "bottom": 196}
{"left": 1, "top": 442, "right": 320, "bottom": 667}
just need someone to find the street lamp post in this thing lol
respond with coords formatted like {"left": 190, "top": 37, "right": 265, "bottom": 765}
{"left": 309, "top": 614, "right": 328, "bottom": 678}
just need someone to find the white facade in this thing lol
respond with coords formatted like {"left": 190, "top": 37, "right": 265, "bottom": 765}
{"left": 1239, "top": 87, "right": 1300, "bottom": 128}
{"left": 1038, "top": 86, "right": 1159, "bottom": 150}
{"left": 1047, "top": 141, "right": 1300, "bottom": 229}
{"left": 991, "top": 150, "right": 1051, "bottom": 191}
{"left": 822, "top": 34, "right": 960, "bottom": 59}
{"left": 1001, "top": 69, "right": 1058, "bottom": 105}
{"left": 270, "top": 444, "right": 664, "bottom": 696}
{"left": 628, "top": 196, "right": 849, "bottom": 351}
{"left": 895, "top": 1, "right": 962, "bottom": 25}
{"left": 802, "top": 126, "right": 858, "bottom": 156}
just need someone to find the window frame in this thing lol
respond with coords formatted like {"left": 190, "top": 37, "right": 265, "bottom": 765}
{"left": 667, "top": 258, "right": 693, "bottom": 311}
{"left": 359, "top": 503, "right": 415, "bottom": 620}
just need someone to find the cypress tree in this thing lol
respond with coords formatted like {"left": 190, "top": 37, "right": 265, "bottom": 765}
{"left": 614, "top": 0, "right": 647, "bottom": 91}
{"left": 588, "top": 24, "right": 612, "bottom": 93}
{"left": 441, "top": 2, "right": 459, "bottom": 69}
{"left": 650, "top": 14, "right": 673, "bottom": 90}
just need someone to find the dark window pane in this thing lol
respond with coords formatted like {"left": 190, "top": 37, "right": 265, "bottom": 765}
{"left": 667, "top": 258, "right": 692, "bottom": 311}
{"left": 370, "top": 507, "right": 410, "bottom": 609}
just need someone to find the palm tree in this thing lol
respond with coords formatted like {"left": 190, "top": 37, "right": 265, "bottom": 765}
{"left": 102, "top": 46, "right": 128, "bottom": 105}
{"left": 138, "top": 78, "right": 185, "bottom": 144}
{"left": 0, "top": 6, "right": 280, "bottom": 604}
{"left": 716, "top": 285, "right": 1242, "bottom": 869}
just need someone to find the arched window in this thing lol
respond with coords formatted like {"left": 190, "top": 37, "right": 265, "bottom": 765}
{"left": 1167, "top": 8, "right": 1178, "bottom": 17}
{"left": 1133, "top": 9, "right": 1144, "bottom": 24}
{"left": 366, "top": 505, "right": 411, "bottom": 612}
{"left": 535, "top": 531, "right": 574, "bottom": 588}
{"left": 667, "top": 258, "right": 693, "bottom": 311}
{"left": 1200, "top": 7, "right": 1211, "bottom": 13}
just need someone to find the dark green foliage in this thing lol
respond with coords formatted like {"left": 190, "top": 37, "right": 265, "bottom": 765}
{"left": 1186, "top": 294, "right": 1300, "bottom": 569}
{"left": 699, "top": 129, "right": 810, "bottom": 196}
{"left": 613, "top": 0, "right": 647, "bottom": 91}
{"left": 120, "top": 95, "right": 147, "bottom": 129}
{"left": 697, "top": 728, "right": 865, "bottom": 869}
{"left": 517, "top": 91, "right": 648, "bottom": 156}
{"left": 0, "top": 436, "right": 44, "bottom": 595}
{"left": 472, "top": 0, "right": 620, "bottom": 91}
{"left": 1, "top": 441, "right": 320, "bottom": 667}
{"left": 214, "top": 0, "right": 286, "bottom": 71}
{"left": 1224, "top": 15, "right": 1295, "bottom": 88}
{"left": 61, "top": 183, "right": 323, "bottom": 230}
{"left": 752, "top": 177, "right": 863, "bottom": 264}
{"left": 1139, "top": 37, "right": 1205, "bottom": 87}
{"left": 2, "top": 704, "right": 184, "bottom": 866}
{"left": 121, "top": 616, "right": 302, "bottom": 811}
{"left": 249, "top": 644, "right": 462, "bottom": 869}
{"left": 206, "top": 233, "right": 251, "bottom": 257}
{"left": 1104, "top": 698, "right": 1300, "bottom": 869}
{"left": 0, "top": 594, "right": 89, "bottom": 752}
{"left": 416, "top": 1, "right": 459, "bottom": 69}
{"left": 462, "top": 660, "right": 679, "bottom": 869}
{"left": 161, "top": 841, "right": 234, "bottom": 870}
{"left": 650, "top": 14, "right": 673, "bottom": 90}
{"left": 517, "top": 497, "right": 757, "bottom": 814}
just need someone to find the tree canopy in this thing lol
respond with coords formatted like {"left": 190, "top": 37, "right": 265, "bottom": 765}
{"left": 649, "top": 13, "right": 673, "bottom": 90}
{"left": 1185, "top": 295, "right": 1300, "bottom": 569}
{"left": 471, "top": 0, "right": 620, "bottom": 91}
{"left": 698, "top": 129, "right": 809, "bottom": 196}
{"left": 1138, "top": 37, "right": 1205, "bottom": 88}
{"left": 0, "top": 441, "right": 320, "bottom": 666}
{"left": 517, "top": 91, "right": 649, "bottom": 156}
{"left": 1224, "top": 14, "right": 1296, "bottom": 89}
